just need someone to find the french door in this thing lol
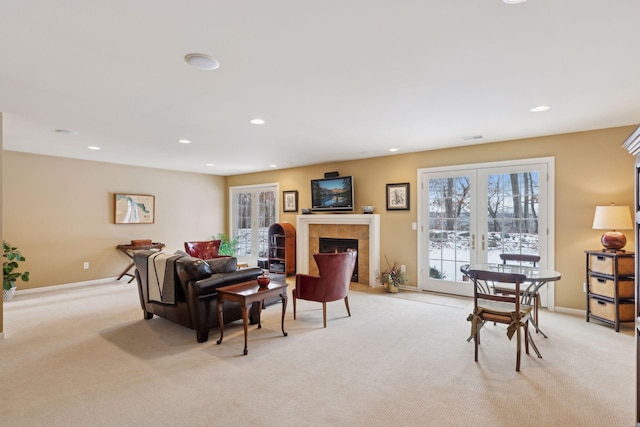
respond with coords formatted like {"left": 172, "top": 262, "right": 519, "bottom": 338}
{"left": 229, "top": 183, "right": 278, "bottom": 263}
{"left": 418, "top": 158, "right": 554, "bottom": 306}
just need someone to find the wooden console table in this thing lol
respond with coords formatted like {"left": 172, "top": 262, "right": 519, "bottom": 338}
{"left": 116, "top": 242, "right": 165, "bottom": 283}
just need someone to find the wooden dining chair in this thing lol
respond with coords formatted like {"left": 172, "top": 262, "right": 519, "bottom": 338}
{"left": 493, "top": 253, "right": 542, "bottom": 332}
{"left": 467, "top": 269, "right": 535, "bottom": 372}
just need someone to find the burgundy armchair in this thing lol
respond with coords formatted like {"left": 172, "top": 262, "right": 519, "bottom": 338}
{"left": 184, "top": 240, "right": 221, "bottom": 259}
{"left": 293, "top": 250, "right": 357, "bottom": 327}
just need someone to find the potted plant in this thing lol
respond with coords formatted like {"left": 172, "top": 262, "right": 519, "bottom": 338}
{"left": 3, "top": 241, "right": 30, "bottom": 301}
{"left": 376, "top": 255, "right": 408, "bottom": 293}
{"left": 214, "top": 233, "right": 238, "bottom": 256}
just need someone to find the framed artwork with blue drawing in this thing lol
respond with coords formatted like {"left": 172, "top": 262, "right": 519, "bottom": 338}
{"left": 114, "top": 194, "right": 155, "bottom": 224}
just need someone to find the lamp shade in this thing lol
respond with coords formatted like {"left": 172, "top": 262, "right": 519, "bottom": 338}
{"left": 592, "top": 205, "right": 633, "bottom": 251}
{"left": 592, "top": 205, "right": 633, "bottom": 230}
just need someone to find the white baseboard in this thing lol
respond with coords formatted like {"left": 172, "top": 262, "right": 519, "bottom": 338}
{"left": 14, "top": 277, "right": 123, "bottom": 295}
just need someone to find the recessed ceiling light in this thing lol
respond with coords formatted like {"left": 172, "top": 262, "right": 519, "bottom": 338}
{"left": 184, "top": 53, "right": 220, "bottom": 71}
{"left": 389, "top": 148, "right": 399, "bottom": 152}
{"left": 205, "top": 163, "right": 215, "bottom": 167}
{"left": 269, "top": 164, "right": 277, "bottom": 168}
{"left": 87, "top": 146, "right": 101, "bottom": 150}
{"left": 54, "top": 129, "right": 77, "bottom": 135}
{"left": 462, "top": 135, "right": 483, "bottom": 141}
{"left": 529, "top": 105, "right": 551, "bottom": 113}
{"left": 178, "top": 139, "right": 192, "bottom": 144}
{"left": 250, "top": 118, "right": 266, "bottom": 125}
{"left": 503, "top": 0, "right": 527, "bottom": 4}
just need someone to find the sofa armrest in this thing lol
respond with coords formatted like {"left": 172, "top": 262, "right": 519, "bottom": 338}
{"left": 189, "top": 267, "right": 263, "bottom": 298}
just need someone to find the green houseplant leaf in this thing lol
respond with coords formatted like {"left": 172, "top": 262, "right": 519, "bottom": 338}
{"left": 214, "top": 233, "right": 238, "bottom": 256}
{"left": 3, "top": 241, "right": 30, "bottom": 290}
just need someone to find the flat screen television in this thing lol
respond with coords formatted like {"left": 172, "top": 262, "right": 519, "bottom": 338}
{"left": 311, "top": 176, "right": 354, "bottom": 212}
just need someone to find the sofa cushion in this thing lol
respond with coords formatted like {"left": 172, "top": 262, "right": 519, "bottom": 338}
{"left": 176, "top": 257, "right": 213, "bottom": 285}
{"left": 206, "top": 256, "right": 237, "bottom": 273}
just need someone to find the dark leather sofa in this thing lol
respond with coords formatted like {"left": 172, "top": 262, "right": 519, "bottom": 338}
{"left": 133, "top": 250, "right": 262, "bottom": 343}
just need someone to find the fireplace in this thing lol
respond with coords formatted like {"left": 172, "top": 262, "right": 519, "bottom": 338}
{"left": 296, "top": 214, "right": 380, "bottom": 286}
{"left": 319, "top": 237, "right": 358, "bottom": 282}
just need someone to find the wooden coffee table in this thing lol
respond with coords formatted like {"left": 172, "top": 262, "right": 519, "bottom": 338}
{"left": 216, "top": 280, "right": 288, "bottom": 355}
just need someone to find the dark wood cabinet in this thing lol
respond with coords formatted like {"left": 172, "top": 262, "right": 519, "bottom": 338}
{"left": 268, "top": 222, "right": 296, "bottom": 276}
{"left": 585, "top": 250, "right": 635, "bottom": 332}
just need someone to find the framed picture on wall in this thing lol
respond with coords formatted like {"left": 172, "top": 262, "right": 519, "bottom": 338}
{"left": 114, "top": 194, "right": 155, "bottom": 224}
{"left": 283, "top": 190, "right": 298, "bottom": 212}
{"left": 386, "top": 183, "right": 410, "bottom": 210}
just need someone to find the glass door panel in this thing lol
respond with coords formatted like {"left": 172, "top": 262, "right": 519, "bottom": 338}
{"left": 231, "top": 185, "right": 277, "bottom": 262}
{"left": 424, "top": 171, "right": 475, "bottom": 296}
{"left": 482, "top": 169, "right": 541, "bottom": 264}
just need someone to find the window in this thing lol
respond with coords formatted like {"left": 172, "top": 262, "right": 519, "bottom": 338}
{"left": 229, "top": 183, "right": 278, "bottom": 262}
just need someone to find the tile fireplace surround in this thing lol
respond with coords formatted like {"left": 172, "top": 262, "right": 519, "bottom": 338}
{"left": 296, "top": 214, "right": 380, "bottom": 286}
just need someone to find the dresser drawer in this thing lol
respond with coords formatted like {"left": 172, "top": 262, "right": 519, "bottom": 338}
{"left": 589, "top": 253, "right": 635, "bottom": 276}
{"left": 589, "top": 275, "right": 635, "bottom": 299}
{"left": 589, "top": 297, "right": 635, "bottom": 322}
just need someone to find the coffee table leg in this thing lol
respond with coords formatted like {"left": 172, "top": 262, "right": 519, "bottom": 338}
{"left": 241, "top": 303, "right": 251, "bottom": 355}
{"left": 281, "top": 293, "right": 288, "bottom": 337}
{"left": 257, "top": 301, "right": 263, "bottom": 329}
{"left": 216, "top": 299, "right": 224, "bottom": 345}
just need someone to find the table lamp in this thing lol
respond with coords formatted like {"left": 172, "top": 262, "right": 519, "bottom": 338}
{"left": 592, "top": 204, "right": 633, "bottom": 251}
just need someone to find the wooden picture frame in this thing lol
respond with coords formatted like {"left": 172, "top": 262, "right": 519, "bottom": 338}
{"left": 114, "top": 194, "right": 155, "bottom": 224}
{"left": 386, "top": 183, "right": 410, "bottom": 210}
{"left": 283, "top": 190, "right": 299, "bottom": 212}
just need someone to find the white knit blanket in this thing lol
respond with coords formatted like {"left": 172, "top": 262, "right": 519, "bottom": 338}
{"left": 147, "top": 252, "right": 181, "bottom": 304}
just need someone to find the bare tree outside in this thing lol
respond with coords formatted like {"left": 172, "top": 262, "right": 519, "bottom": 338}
{"left": 428, "top": 172, "right": 539, "bottom": 281}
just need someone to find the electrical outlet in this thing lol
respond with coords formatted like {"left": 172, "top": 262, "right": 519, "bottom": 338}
{"left": 401, "top": 264, "right": 406, "bottom": 273}
{"left": 583, "top": 282, "right": 586, "bottom": 292}
{"left": 83, "top": 262, "right": 89, "bottom": 270}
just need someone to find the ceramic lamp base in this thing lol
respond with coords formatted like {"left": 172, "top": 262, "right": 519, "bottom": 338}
{"left": 601, "top": 231, "right": 627, "bottom": 251}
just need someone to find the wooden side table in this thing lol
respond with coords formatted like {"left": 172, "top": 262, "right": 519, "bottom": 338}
{"left": 216, "top": 280, "right": 288, "bottom": 355}
{"left": 116, "top": 242, "right": 165, "bottom": 283}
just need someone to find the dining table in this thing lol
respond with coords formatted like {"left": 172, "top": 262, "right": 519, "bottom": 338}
{"left": 460, "top": 263, "right": 562, "bottom": 339}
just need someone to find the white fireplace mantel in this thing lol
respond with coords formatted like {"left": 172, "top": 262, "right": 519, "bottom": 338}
{"left": 296, "top": 214, "right": 380, "bottom": 286}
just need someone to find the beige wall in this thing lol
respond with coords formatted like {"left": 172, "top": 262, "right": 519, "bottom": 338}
{"left": 2, "top": 125, "right": 636, "bottom": 311}
{"left": 3, "top": 152, "right": 227, "bottom": 289}
{"left": 227, "top": 125, "right": 637, "bottom": 310}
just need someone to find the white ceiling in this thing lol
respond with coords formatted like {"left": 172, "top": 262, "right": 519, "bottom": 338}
{"left": 2, "top": 1, "right": 639, "bottom": 176}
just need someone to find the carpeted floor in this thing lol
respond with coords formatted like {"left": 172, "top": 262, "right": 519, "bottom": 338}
{"left": 1, "top": 280, "right": 635, "bottom": 426}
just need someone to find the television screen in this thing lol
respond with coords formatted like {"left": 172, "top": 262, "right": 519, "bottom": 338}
{"left": 311, "top": 176, "right": 354, "bottom": 212}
